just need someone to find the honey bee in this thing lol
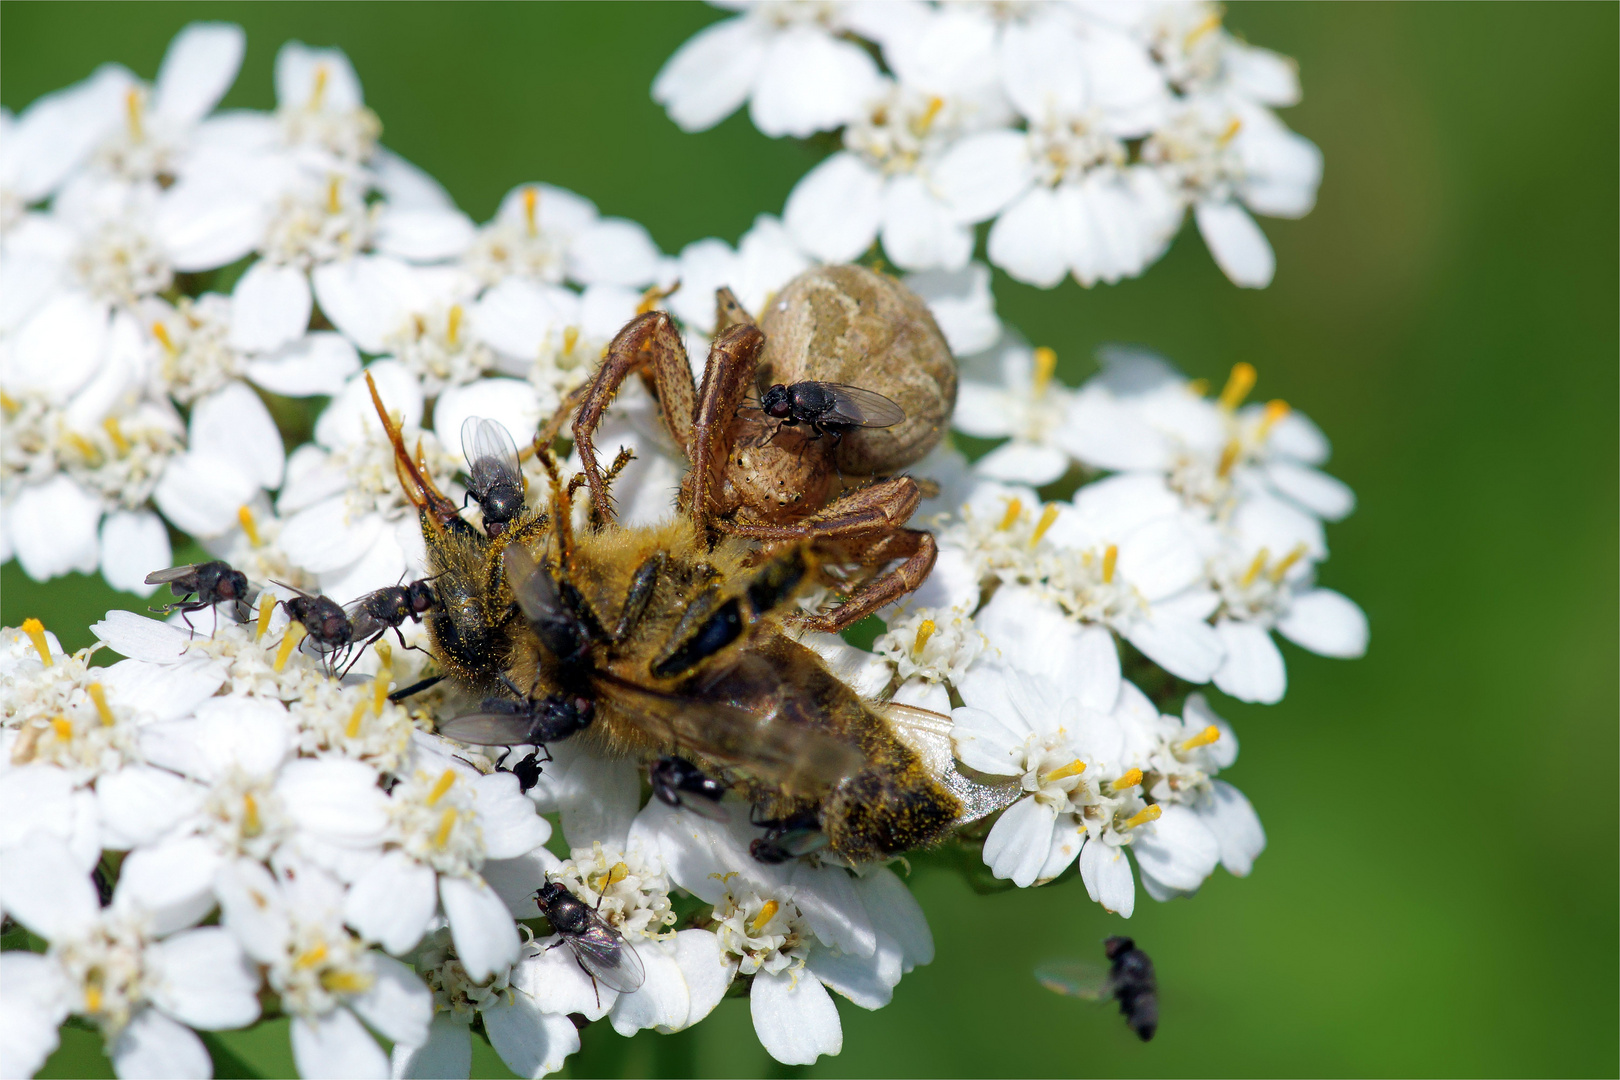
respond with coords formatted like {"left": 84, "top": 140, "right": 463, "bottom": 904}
{"left": 367, "top": 374, "right": 986, "bottom": 863}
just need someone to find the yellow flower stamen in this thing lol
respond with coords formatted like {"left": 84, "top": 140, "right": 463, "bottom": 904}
{"left": 88, "top": 684, "right": 115, "bottom": 727}
{"left": 345, "top": 699, "right": 369, "bottom": 739}
{"left": 1258, "top": 399, "right": 1291, "bottom": 439}
{"left": 274, "top": 622, "right": 307, "bottom": 672}
{"left": 1102, "top": 544, "right": 1119, "bottom": 585}
{"left": 124, "top": 87, "right": 144, "bottom": 141}
{"left": 601, "top": 862, "right": 629, "bottom": 889}
{"left": 1186, "top": 377, "right": 1209, "bottom": 398}
{"left": 1032, "top": 346, "right": 1058, "bottom": 397}
{"left": 1268, "top": 542, "right": 1308, "bottom": 583}
{"left": 326, "top": 175, "right": 342, "bottom": 215}
{"left": 21, "top": 619, "right": 54, "bottom": 667}
{"left": 522, "top": 187, "right": 539, "bottom": 236}
{"left": 433, "top": 807, "right": 458, "bottom": 848}
{"left": 1178, "top": 725, "right": 1221, "bottom": 752}
{"left": 295, "top": 942, "right": 329, "bottom": 969}
{"left": 51, "top": 715, "right": 73, "bottom": 741}
{"left": 749, "top": 899, "right": 780, "bottom": 936}
{"left": 1041, "top": 759, "right": 1088, "bottom": 784}
{"left": 102, "top": 417, "right": 130, "bottom": 455}
{"left": 918, "top": 95, "right": 945, "bottom": 133}
{"left": 85, "top": 985, "right": 104, "bottom": 1015}
{"left": 1030, "top": 503, "right": 1060, "bottom": 547}
{"left": 447, "top": 304, "right": 463, "bottom": 348}
{"left": 912, "top": 619, "right": 937, "bottom": 658}
{"left": 65, "top": 431, "right": 100, "bottom": 464}
{"left": 1186, "top": 11, "right": 1222, "bottom": 45}
{"left": 255, "top": 592, "right": 276, "bottom": 640}
{"left": 320, "top": 969, "right": 373, "bottom": 995}
{"left": 151, "top": 321, "right": 177, "bottom": 356}
{"left": 425, "top": 768, "right": 457, "bottom": 806}
{"left": 242, "top": 792, "right": 262, "bottom": 837}
{"left": 997, "top": 498, "right": 1023, "bottom": 531}
{"left": 637, "top": 280, "right": 679, "bottom": 315}
{"left": 1216, "top": 438, "right": 1241, "bottom": 478}
{"left": 563, "top": 325, "right": 580, "bottom": 355}
{"left": 1108, "top": 768, "right": 1143, "bottom": 793}
{"left": 1219, "top": 117, "right": 1244, "bottom": 145}
{"left": 372, "top": 674, "right": 391, "bottom": 717}
{"left": 1217, "top": 362, "right": 1257, "bottom": 411}
{"left": 237, "top": 504, "right": 263, "bottom": 547}
{"left": 310, "top": 64, "right": 330, "bottom": 110}
{"left": 1123, "top": 805, "right": 1162, "bottom": 830}
{"left": 1241, "top": 547, "right": 1270, "bottom": 588}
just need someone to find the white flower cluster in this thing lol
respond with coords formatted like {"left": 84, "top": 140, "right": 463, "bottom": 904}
{"left": 1, "top": 12, "right": 1363, "bottom": 1079}
{"left": 655, "top": 0, "right": 1321, "bottom": 288}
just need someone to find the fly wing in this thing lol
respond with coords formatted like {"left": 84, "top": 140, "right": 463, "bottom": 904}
{"left": 461, "top": 416, "right": 523, "bottom": 494}
{"left": 143, "top": 564, "right": 203, "bottom": 586}
{"left": 596, "top": 670, "right": 865, "bottom": 797}
{"left": 880, "top": 702, "right": 1023, "bottom": 825}
{"left": 343, "top": 594, "right": 387, "bottom": 641}
{"left": 503, "top": 546, "right": 566, "bottom": 625}
{"left": 437, "top": 704, "right": 535, "bottom": 746}
{"left": 1034, "top": 960, "right": 1113, "bottom": 1001}
{"left": 567, "top": 922, "right": 646, "bottom": 994}
{"left": 818, "top": 384, "right": 906, "bottom": 428}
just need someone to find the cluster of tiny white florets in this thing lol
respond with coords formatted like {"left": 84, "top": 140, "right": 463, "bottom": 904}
{"left": 713, "top": 890, "right": 808, "bottom": 977}
{"left": 552, "top": 844, "right": 677, "bottom": 943}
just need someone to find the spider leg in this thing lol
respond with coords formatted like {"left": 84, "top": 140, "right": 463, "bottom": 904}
{"left": 685, "top": 324, "right": 766, "bottom": 534}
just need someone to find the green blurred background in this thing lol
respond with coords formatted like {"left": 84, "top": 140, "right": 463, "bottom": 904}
{"left": 4, "top": 2, "right": 1615, "bottom": 1077}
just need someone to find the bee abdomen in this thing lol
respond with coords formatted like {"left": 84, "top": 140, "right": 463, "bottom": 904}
{"left": 825, "top": 762, "right": 961, "bottom": 861}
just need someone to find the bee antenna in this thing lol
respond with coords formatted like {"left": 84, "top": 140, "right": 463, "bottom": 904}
{"left": 366, "top": 372, "right": 459, "bottom": 529}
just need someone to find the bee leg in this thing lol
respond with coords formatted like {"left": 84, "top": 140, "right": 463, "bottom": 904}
{"left": 388, "top": 675, "right": 444, "bottom": 703}
{"left": 572, "top": 312, "right": 696, "bottom": 524}
{"left": 612, "top": 552, "right": 665, "bottom": 643}
{"left": 687, "top": 324, "right": 766, "bottom": 534}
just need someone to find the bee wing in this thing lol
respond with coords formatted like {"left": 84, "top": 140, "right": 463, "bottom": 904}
{"left": 437, "top": 705, "right": 534, "bottom": 746}
{"left": 143, "top": 563, "right": 203, "bottom": 586}
{"left": 566, "top": 922, "right": 646, "bottom": 994}
{"left": 1035, "top": 960, "right": 1113, "bottom": 1001}
{"left": 461, "top": 416, "right": 523, "bottom": 494}
{"left": 817, "top": 384, "right": 906, "bottom": 428}
{"left": 596, "top": 671, "right": 865, "bottom": 796}
{"left": 880, "top": 702, "right": 1023, "bottom": 825}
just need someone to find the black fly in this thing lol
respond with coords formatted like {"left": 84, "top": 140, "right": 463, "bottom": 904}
{"left": 747, "top": 808, "right": 826, "bottom": 864}
{"left": 534, "top": 880, "right": 645, "bottom": 1005}
{"left": 336, "top": 578, "right": 441, "bottom": 673}
{"left": 649, "top": 755, "right": 729, "bottom": 821}
{"left": 496, "top": 745, "right": 551, "bottom": 794}
{"left": 758, "top": 381, "right": 906, "bottom": 447}
{"left": 145, "top": 561, "right": 255, "bottom": 634}
{"left": 276, "top": 584, "right": 353, "bottom": 673}
{"left": 461, "top": 416, "right": 525, "bottom": 538}
{"left": 436, "top": 685, "right": 595, "bottom": 748}
{"left": 1035, "top": 935, "right": 1160, "bottom": 1041}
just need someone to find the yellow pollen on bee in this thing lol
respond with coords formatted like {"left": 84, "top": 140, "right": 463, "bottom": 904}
{"left": 522, "top": 187, "right": 539, "bottom": 236}
{"left": 1123, "top": 804, "right": 1162, "bottom": 830}
{"left": 85, "top": 985, "right": 104, "bottom": 1015}
{"left": 1108, "top": 768, "right": 1143, "bottom": 793}
{"left": 237, "top": 504, "right": 263, "bottom": 547}
{"left": 51, "top": 715, "right": 73, "bottom": 741}
{"left": 274, "top": 622, "right": 307, "bottom": 672}
{"left": 242, "top": 792, "right": 262, "bottom": 836}
{"left": 1268, "top": 542, "right": 1308, "bottom": 583}
{"left": 997, "top": 498, "right": 1023, "bottom": 531}
{"left": 1041, "top": 759, "right": 1088, "bottom": 784}
{"left": 326, "top": 176, "right": 342, "bottom": 215}
{"left": 21, "top": 619, "right": 54, "bottom": 667}
{"left": 563, "top": 325, "right": 580, "bottom": 354}
{"left": 310, "top": 65, "right": 330, "bottom": 111}
{"left": 102, "top": 417, "right": 130, "bottom": 455}
{"left": 1102, "top": 544, "right": 1119, "bottom": 585}
{"left": 1178, "top": 725, "right": 1221, "bottom": 752}
{"left": 1032, "top": 345, "right": 1058, "bottom": 396}
{"left": 345, "top": 699, "right": 369, "bottom": 739}
{"left": 88, "top": 684, "right": 115, "bottom": 727}
{"left": 749, "top": 899, "right": 781, "bottom": 936}
{"left": 1240, "top": 547, "right": 1270, "bottom": 588}
{"left": 447, "top": 304, "right": 464, "bottom": 347}
{"left": 1219, "top": 117, "right": 1244, "bottom": 145}
{"left": 912, "top": 619, "right": 937, "bottom": 658}
{"left": 255, "top": 592, "right": 276, "bottom": 641}
{"left": 151, "top": 321, "right": 177, "bottom": 356}
{"left": 124, "top": 87, "right": 144, "bottom": 141}
{"left": 1259, "top": 399, "right": 1291, "bottom": 439}
{"left": 1030, "top": 503, "right": 1061, "bottom": 547}
{"left": 919, "top": 95, "right": 945, "bottom": 133}
{"left": 433, "top": 807, "right": 458, "bottom": 848}
{"left": 425, "top": 768, "right": 457, "bottom": 806}
{"left": 321, "top": 969, "right": 372, "bottom": 994}
{"left": 295, "top": 942, "right": 329, "bottom": 969}
{"left": 1216, "top": 438, "right": 1241, "bottom": 478}
{"left": 1217, "top": 362, "right": 1257, "bottom": 411}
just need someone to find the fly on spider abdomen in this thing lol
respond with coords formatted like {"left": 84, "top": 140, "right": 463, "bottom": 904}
{"left": 461, "top": 415, "right": 526, "bottom": 538}
{"left": 535, "top": 880, "right": 645, "bottom": 1003}
{"left": 758, "top": 381, "right": 906, "bottom": 447}
{"left": 146, "top": 561, "right": 256, "bottom": 632}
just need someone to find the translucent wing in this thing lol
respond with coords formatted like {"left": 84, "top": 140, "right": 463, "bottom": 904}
{"left": 816, "top": 384, "right": 906, "bottom": 428}
{"left": 343, "top": 593, "right": 387, "bottom": 642}
{"left": 144, "top": 564, "right": 203, "bottom": 586}
{"left": 881, "top": 702, "right": 1023, "bottom": 825}
{"left": 503, "top": 546, "right": 566, "bottom": 624}
{"left": 438, "top": 701, "right": 536, "bottom": 746}
{"left": 1035, "top": 960, "right": 1113, "bottom": 1001}
{"left": 461, "top": 416, "right": 523, "bottom": 495}
{"left": 566, "top": 921, "right": 646, "bottom": 994}
{"left": 597, "top": 668, "right": 865, "bottom": 798}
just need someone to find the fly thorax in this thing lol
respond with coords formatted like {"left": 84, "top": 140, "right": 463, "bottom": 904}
{"left": 713, "top": 890, "right": 808, "bottom": 978}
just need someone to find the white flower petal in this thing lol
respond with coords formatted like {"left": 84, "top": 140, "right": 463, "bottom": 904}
{"left": 1132, "top": 804, "right": 1221, "bottom": 896}
{"left": 91, "top": 610, "right": 190, "bottom": 663}
{"left": 94, "top": 764, "right": 201, "bottom": 849}
{"left": 983, "top": 796, "right": 1059, "bottom": 887}
{"left": 0, "top": 952, "right": 68, "bottom": 1079}
{"left": 651, "top": 16, "right": 768, "bottom": 133}
{"left": 1277, "top": 588, "right": 1368, "bottom": 659}
{"left": 783, "top": 152, "right": 883, "bottom": 264}
{"left": 1195, "top": 201, "right": 1275, "bottom": 288}
{"left": 441, "top": 875, "right": 521, "bottom": 983}
{"left": 750, "top": 966, "right": 842, "bottom": 1066}
{"left": 904, "top": 262, "right": 1000, "bottom": 355}
{"left": 568, "top": 218, "right": 661, "bottom": 288}
{"left": 291, "top": 1008, "right": 388, "bottom": 1080}
{"left": 370, "top": 148, "right": 454, "bottom": 212}
{"left": 1035, "top": 818, "right": 1085, "bottom": 884}
{"left": 114, "top": 836, "right": 221, "bottom": 936}
{"left": 374, "top": 209, "right": 476, "bottom": 263}
{"left": 750, "top": 28, "right": 879, "bottom": 137}
{"left": 987, "top": 186, "right": 1069, "bottom": 287}
{"left": 391, "top": 1013, "right": 470, "bottom": 1080}
{"left": 972, "top": 440, "right": 1069, "bottom": 484}
{"left": 191, "top": 380, "right": 285, "bottom": 490}
{"left": 10, "top": 475, "right": 101, "bottom": 581}
{"left": 0, "top": 835, "right": 99, "bottom": 940}
{"left": 155, "top": 178, "right": 268, "bottom": 272}
{"left": 608, "top": 941, "right": 689, "bottom": 1035}
{"left": 245, "top": 332, "right": 360, "bottom": 397}
{"left": 881, "top": 175, "right": 973, "bottom": 272}
{"left": 275, "top": 43, "right": 363, "bottom": 110}
{"left": 433, "top": 380, "right": 541, "bottom": 459}
{"left": 934, "top": 130, "right": 1031, "bottom": 223}
{"left": 152, "top": 22, "right": 244, "bottom": 128}
{"left": 481, "top": 994, "right": 579, "bottom": 1079}
{"left": 230, "top": 260, "right": 312, "bottom": 353}
{"left": 670, "top": 929, "right": 729, "bottom": 1030}
{"left": 1078, "top": 838, "right": 1135, "bottom": 917}
{"left": 99, "top": 510, "right": 171, "bottom": 596}
{"left": 1121, "top": 599, "right": 1225, "bottom": 683}
{"left": 471, "top": 772, "right": 550, "bottom": 859}
{"left": 806, "top": 944, "right": 895, "bottom": 1011}
{"left": 854, "top": 866, "right": 933, "bottom": 969}
{"left": 1265, "top": 461, "right": 1356, "bottom": 521}
{"left": 512, "top": 937, "right": 615, "bottom": 1021}
{"left": 949, "top": 706, "right": 1026, "bottom": 776}
{"left": 349, "top": 954, "right": 433, "bottom": 1049}
{"left": 787, "top": 862, "right": 874, "bottom": 958}
{"left": 1212, "top": 619, "right": 1286, "bottom": 704}
{"left": 109, "top": 1006, "right": 211, "bottom": 1080}
{"left": 147, "top": 926, "right": 260, "bottom": 1030}
{"left": 280, "top": 499, "right": 386, "bottom": 575}
{"left": 1200, "top": 779, "right": 1266, "bottom": 877}
{"left": 277, "top": 757, "right": 390, "bottom": 845}
{"left": 311, "top": 256, "right": 418, "bottom": 354}
{"left": 344, "top": 852, "right": 436, "bottom": 956}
